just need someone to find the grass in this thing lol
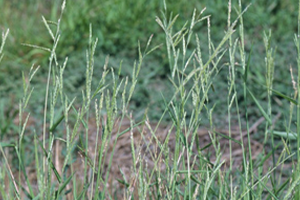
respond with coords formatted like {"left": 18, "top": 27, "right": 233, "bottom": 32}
{"left": 0, "top": 0, "right": 297, "bottom": 122}
{"left": 1, "top": 0, "right": 300, "bottom": 199}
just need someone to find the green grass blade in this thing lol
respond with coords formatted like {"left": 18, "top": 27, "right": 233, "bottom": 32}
{"left": 55, "top": 172, "right": 75, "bottom": 198}
{"left": 214, "top": 131, "right": 242, "bottom": 145}
{"left": 270, "top": 88, "right": 297, "bottom": 105}
{"left": 38, "top": 140, "right": 62, "bottom": 183}
{"left": 258, "top": 83, "right": 298, "bottom": 105}
{"left": 253, "top": 173, "right": 279, "bottom": 200}
{"left": 243, "top": 42, "right": 253, "bottom": 82}
{"left": 247, "top": 87, "right": 272, "bottom": 124}
{"left": 273, "top": 130, "right": 297, "bottom": 140}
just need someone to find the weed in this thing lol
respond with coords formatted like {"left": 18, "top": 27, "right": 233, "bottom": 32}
{"left": 1, "top": 0, "right": 300, "bottom": 199}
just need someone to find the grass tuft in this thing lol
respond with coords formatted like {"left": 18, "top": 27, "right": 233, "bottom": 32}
{"left": 2, "top": 0, "right": 300, "bottom": 199}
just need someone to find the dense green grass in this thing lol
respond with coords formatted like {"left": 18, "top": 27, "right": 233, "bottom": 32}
{"left": 0, "top": 1, "right": 297, "bottom": 117}
{"left": 0, "top": 1, "right": 296, "bottom": 121}
{"left": 1, "top": 0, "right": 300, "bottom": 199}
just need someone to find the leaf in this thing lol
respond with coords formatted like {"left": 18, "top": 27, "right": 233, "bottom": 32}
{"left": 257, "top": 143, "right": 280, "bottom": 167}
{"left": 55, "top": 173, "right": 75, "bottom": 198}
{"left": 214, "top": 131, "right": 242, "bottom": 145}
{"left": 76, "top": 183, "right": 90, "bottom": 200}
{"left": 273, "top": 130, "right": 297, "bottom": 140}
{"left": 247, "top": 87, "right": 272, "bottom": 124}
{"left": 244, "top": 41, "right": 253, "bottom": 82}
{"left": 270, "top": 88, "right": 297, "bottom": 105}
{"left": 116, "top": 179, "right": 129, "bottom": 187}
{"left": 38, "top": 140, "right": 62, "bottom": 183}
{"left": 0, "top": 142, "right": 15, "bottom": 148}
{"left": 258, "top": 83, "right": 297, "bottom": 105}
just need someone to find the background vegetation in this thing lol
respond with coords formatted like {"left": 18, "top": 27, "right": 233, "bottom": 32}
{"left": 0, "top": 0, "right": 297, "bottom": 122}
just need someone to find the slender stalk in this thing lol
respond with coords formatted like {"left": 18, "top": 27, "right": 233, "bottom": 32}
{"left": 296, "top": 0, "right": 300, "bottom": 196}
{"left": 237, "top": 2, "right": 254, "bottom": 199}
{"left": 227, "top": 1, "right": 234, "bottom": 198}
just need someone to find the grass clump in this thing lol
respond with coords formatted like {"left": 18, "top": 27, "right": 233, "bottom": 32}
{"left": 1, "top": 0, "right": 300, "bottom": 199}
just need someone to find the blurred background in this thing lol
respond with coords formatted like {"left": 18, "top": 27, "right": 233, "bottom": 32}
{"left": 0, "top": 0, "right": 298, "bottom": 129}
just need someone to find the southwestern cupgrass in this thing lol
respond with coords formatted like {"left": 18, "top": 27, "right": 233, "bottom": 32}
{"left": 1, "top": 0, "right": 300, "bottom": 199}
